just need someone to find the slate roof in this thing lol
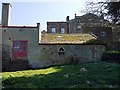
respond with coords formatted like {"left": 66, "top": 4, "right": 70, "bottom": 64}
{"left": 40, "top": 33, "right": 99, "bottom": 44}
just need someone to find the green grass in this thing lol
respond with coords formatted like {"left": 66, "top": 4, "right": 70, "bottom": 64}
{"left": 2, "top": 61, "right": 120, "bottom": 88}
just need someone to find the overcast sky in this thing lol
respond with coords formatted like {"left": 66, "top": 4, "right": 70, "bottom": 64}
{"left": 0, "top": 0, "right": 106, "bottom": 30}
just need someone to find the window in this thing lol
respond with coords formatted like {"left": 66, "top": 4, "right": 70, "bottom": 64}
{"left": 13, "top": 41, "right": 28, "bottom": 51}
{"left": 100, "top": 31, "right": 106, "bottom": 37}
{"left": 73, "top": 27, "right": 76, "bottom": 30}
{"left": 13, "top": 40, "right": 20, "bottom": 51}
{"left": 89, "top": 19, "right": 92, "bottom": 21}
{"left": 21, "top": 41, "right": 27, "bottom": 50}
{"left": 51, "top": 28, "right": 56, "bottom": 33}
{"left": 58, "top": 47, "right": 65, "bottom": 56}
{"left": 76, "top": 19, "right": 80, "bottom": 23}
{"left": 77, "top": 25, "right": 81, "bottom": 29}
{"left": 61, "top": 28, "right": 65, "bottom": 33}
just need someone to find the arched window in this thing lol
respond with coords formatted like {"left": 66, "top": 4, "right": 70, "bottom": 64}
{"left": 58, "top": 47, "right": 65, "bottom": 56}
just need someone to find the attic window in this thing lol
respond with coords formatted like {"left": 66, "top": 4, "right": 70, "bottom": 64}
{"left": 58, "top": 47, "right": 65, "bottom": 56}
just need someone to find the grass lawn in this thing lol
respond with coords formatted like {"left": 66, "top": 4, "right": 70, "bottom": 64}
{"left": 2, "top": 61, "right": 120, "bottom": 88}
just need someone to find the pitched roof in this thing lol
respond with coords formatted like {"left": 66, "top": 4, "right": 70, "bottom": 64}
{"left": 70, "top": 13, "right": 107, "bottom": 23}
{"left": 40, "top": 33, "right": 99, "bottom": 44}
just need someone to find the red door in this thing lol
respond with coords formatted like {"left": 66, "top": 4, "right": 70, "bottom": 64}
{"left": 12, "top": 40, "right": 28, "bottom": 60}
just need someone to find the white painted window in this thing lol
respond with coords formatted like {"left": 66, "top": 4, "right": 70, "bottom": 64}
{"left": 51, "top": 28, "right": 56, "bottom": 33}
{"left": 61, "top": 28, "right": 65, "bottom": 33}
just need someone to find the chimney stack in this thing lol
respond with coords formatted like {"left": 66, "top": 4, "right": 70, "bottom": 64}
{"left": 37, "top": 23, "right": 41, "bottom": 43}
{"left": 66, "top": 16, "right": 69, "bottom": 21}
{"left": 1, "top": 3, "right": 12, "bottom": 26}
{"left": 75, "top": 13, "right": 76, "bottom": 18}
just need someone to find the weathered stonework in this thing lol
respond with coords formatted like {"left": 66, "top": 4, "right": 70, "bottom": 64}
{"left": 1, "top": 25, "right": 106, "bottom": 69}
{"left": 29, "top": 44, "right": 105, "bottom": 68}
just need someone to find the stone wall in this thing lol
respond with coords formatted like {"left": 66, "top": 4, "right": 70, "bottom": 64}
{"left": 2, "top": 27, "right": 39, "bottom": 61}
{"left": 2, "top": 26, "right": 106, "bottom": 69}
{"left": 29, "top": 44, "right": 106, "bottom": 68}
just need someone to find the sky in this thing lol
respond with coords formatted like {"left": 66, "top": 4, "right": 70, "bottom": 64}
{"left": 0, "top": 0, "right": 103, "bottom": 30}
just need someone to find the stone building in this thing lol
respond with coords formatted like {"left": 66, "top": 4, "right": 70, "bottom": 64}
{"left": 2, "top": 25, "right": 106, "bottom": 70}
{"left": 1, "top": 24, "right": 40, "bottom": 70}
{"left": 47, "top": 13, "right": 112, "bottom": 44}
{"left": 38, "top": 36, "right": 105, "bottom": 68}
{"left": 47, "top": 13, "right": 108, "bottom": 34}
{"left": 81, "top": 26, "right": 113, "bottom": 44}
{"left": 47, "top": 22, "right": 68, "bottom": 33}
{"left": 68, "top": 13, "right": 107, "bottom": 33}
{"left": 1, "top": 3, "right": 106, "bottom": 71}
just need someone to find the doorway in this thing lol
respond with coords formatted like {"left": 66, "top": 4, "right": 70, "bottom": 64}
{"left": 12, "top": 40, "right": 28, "bottom": 60}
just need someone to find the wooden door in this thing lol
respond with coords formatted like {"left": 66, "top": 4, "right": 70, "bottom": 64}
{"left": 12, "top": 40, "right": 28, "bottom": 60}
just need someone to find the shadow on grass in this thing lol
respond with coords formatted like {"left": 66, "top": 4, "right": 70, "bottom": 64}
{"left": 2, "top": 62, "right": 120, "bottom": 89}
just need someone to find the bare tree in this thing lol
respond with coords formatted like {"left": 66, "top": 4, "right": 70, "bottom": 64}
{"left": 85, "top": 0, "right": 120, "bottom": 24}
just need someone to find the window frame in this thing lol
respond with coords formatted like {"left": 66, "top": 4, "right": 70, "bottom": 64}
{"left": 51, "top": 27, "right": 56, "bottom": 33}
{"left": 61, "top": 27, "right": 65, "bottom": 33}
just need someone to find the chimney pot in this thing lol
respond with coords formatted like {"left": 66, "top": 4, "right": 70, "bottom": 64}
{"left": 66, "top": 16, "right": 69, "bottom": 21}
